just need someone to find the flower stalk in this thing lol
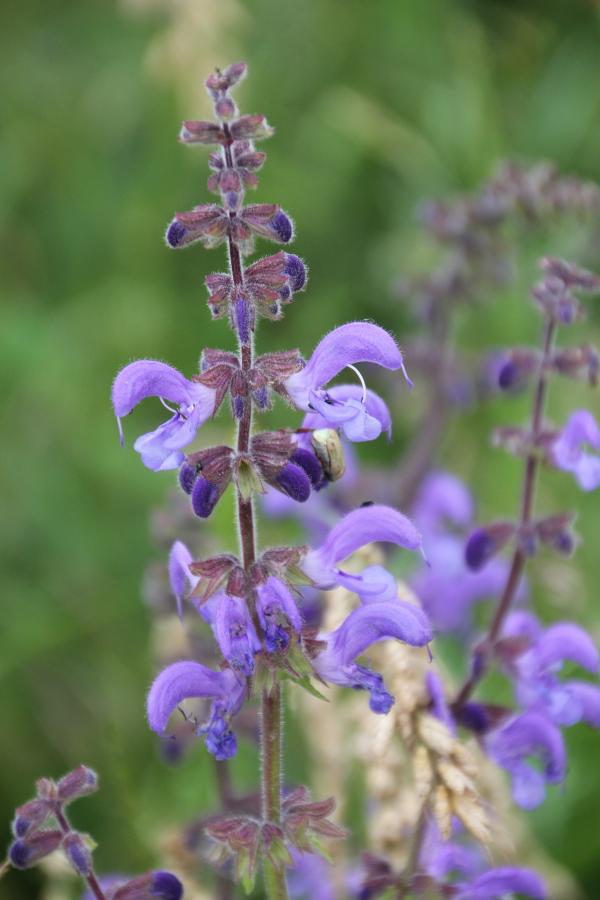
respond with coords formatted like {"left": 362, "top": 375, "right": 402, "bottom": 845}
{"left": 454, "top": 317, "right": 556, "bottom": 710}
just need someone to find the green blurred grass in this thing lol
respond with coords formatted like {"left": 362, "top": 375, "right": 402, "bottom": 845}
{"left": 2, "top": 0, "right": 600, "bottom": 896}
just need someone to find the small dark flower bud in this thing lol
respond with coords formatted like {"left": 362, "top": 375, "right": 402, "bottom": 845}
{"left": 165, "top": 220, "right": 187, "bottom": 248}
{"left": 191, "top": 477, "right": 223, "bottom": 519}
{"left": 9, "top": 830, "right": 62, "bottom": 869}
{"left": 455, "top": 702, "right": 510, "bottom": 735}
{"left": 541, "top": 257, "right": 600, "bottom": 292}
{"left": 536, "top": 513, "right": 577, "bottom": 557}
{"left": 465, "top": 522, "right": 515, "bottom": 571}
{"left": 57, "top": 765, "right": 98, "bottom": 803}
{"left": 112, "top": 871, "right": 183, "bottom": 900}
{"left": 178, "top": 462, "right": 198, "bottom": 495}
{"left": 497, "top": 348, "right": 540, "bottom": 392}
{"left": 270, "top": 210, "right": 293, "bottom": 243}
{"left": 284, "top": 253, "right": 307, "bottom": 292}
{"left": 62, "top": 831, "right": 93, "bottom": 876}
{"left": 12, "top": 800, "right": 51, "bottom": 837}
{"left": 275, "top": 463, "right": 311, "bottom": 503}
{"left": 290, "top": 448, "right": 323, "bottom": 487}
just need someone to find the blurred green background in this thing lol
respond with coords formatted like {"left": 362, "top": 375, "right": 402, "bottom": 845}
{"left": 2, "top": 0, "right": 600, "bottom": 896}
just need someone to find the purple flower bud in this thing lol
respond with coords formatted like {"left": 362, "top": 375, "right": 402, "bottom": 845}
{"left": 290, "top": 448, "right": 323, "bottom": 487}
{"left": 270, "top": 210, "right": 293, "bottom": 243}
{"left": 12, "top": 800, "right": 51, "bottom": 838}
{"left": 252, "top": 386, "right": 269, "bottom": 410}
{"left": 233, "top": 395, "right": 246, "bottom": 419}
{"left": 57, "top": 765, "right": 98, "bottom": 803}
{"left": 191, "top": 477, "right": 222, "bottom": 518}
{"left": 284, "top": 253, "right": 307, "bottom": 292}
{"left": 465, "top": 522, "right": 515, "bottom": 571}
{"left": 9, "top": 830, "right": 63, "bottom": 869}
{"left": 111, "top": 871, "right": 183, "bottom": 900}
{"left": 62, "top": 832, "right": 93, "bottom": 876}
{"left": 233, "top": 296, "right": 253, "bottom": 344}
{"left": 178, "top": 462, "right": 197, "bottom": 495}
{"left": 165, "top": 220, "right": 187, "bottom": 248}
{"left": 275, "top": 463, "right": 311, "bottom": 503}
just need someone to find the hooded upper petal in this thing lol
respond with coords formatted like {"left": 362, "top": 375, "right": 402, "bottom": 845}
{"left": 533, "top": 622, "right": 599, "bottom": 673}
{"left": 486, "top": 711, "right": 566, "bottom": 808}
{"left": 112, "top": 359, "right": 217, "bottom": 470}
{"left": 320, "top": 601, "right": 432, "bottom": 670}
{"left": 284, "top": 322, "right": 407, "bottom": 409}
{"left": 455, "top": 867, "right": 546, "bottom": 900}
{"left": 146, "top": 660, "right": 240, "bottom": 733}
{"left": 551, "top": 409, "right": 600, "bottom": 491}
{"left": 112, "top": 360, "right": 197, "bottom": 417}
{"left": 302, "top": 505, "right": 422, "bottom": 586}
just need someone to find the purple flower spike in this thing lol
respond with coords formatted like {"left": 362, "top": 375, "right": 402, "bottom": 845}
{"left": 256, "top": 576, "right": 303, "bottom": 652}
{"left": 284, "top": 253, "right": 307, "bottom": 292}
{"left": 455, "top": 867, "right": 546, "bottom": 900}
{"left": 314, "top": 601, "right": 431, "bottom": 711}
{"left": 276, "top": 462, "right": 312, "bottom": 502}
{"left": 214, "top": 593, "right": 261, "bottom": 675}
{"left": 302, "top": 505, "right": 422, "bottom": 599}
{"left": 551, "top": 409, "right": 600, "bottom": 490}
{"left": 486, "top": 711, "right": 566, "bottom": 809}
{"left": 112, "top": 360, "right": 216, "bottom": 471}
{"left": 286, "top": 322, "right": 407, "bottom": 403}
{"left": 146, "top": 660, "right": 244, "bottom": 760}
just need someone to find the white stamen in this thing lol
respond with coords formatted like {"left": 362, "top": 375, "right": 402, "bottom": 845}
{"left": 160, "top": 396, "right": 179, "bottom": 416}
{"left": 116, "top": 416, "right": 124, "bottom": 447}
{"left": 345, "top": 364, "right": 367, "bottom": 404}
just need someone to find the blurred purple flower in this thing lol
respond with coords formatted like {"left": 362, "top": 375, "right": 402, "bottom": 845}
{"left": 550, "top": 409, "right": 600, "bottom": 490}
{"left": 503, "top": 612, "right": 600, "bottom": 727}
{"left": 485, "top": 711, "right": 566, "bottom": 809}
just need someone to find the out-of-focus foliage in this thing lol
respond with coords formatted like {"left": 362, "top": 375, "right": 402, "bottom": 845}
{"left": 1, "top": 0, "right": 600, "bottom": 897}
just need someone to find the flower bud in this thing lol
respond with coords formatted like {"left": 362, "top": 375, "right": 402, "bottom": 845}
{"left": 214, "top": 96, "right": 236, "bottom": 119}
{"left": 12, "top": 800, "right": 51, "bottom": 838}
{"left": 275, "top": 463, "right": 311, "bottom": 502}
{"left": 233, "top": 296, "right": 254, "bottom": 345}
{"left": 35, "top": 777, "right": 58, "bottom": 801}
{"left": 62, "top": 831, "right": 93, "bottom": 876}
{"left": 465, "top": 522, "right": 515, "bottom": 571}
{"left": 57, "top": 765, "right": 98, "bottom": 803}
{"left": 111, "top": 871, "right": 183, "bottom": 900}
{"left": 191, "top": 476, "right": 225, "bottom": 519}
{"left": 536, "top": 513, "right": 577, "bottom": 556}
{"left": 178, "top": 120, "right": 225, "bottom": 145}
{"left": 230, "top": 114, "right": 274, "bottom": 142}
{"left": 284, "top": 253, "right": 307, "bottom": 292}
{"left": 290, "top": 448, "right": 323, "bottom": 487}
{"left": 270, "top": 210, "right": 293, "bottom": 243}
{"left": 9, "top": 830, "right": 62, "bottom": 869}
{"left": 497, "top": 348, "right": 540, "bottom": 392}
{"left": 178, "top": 462, "right": 198, "bottom": 495}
